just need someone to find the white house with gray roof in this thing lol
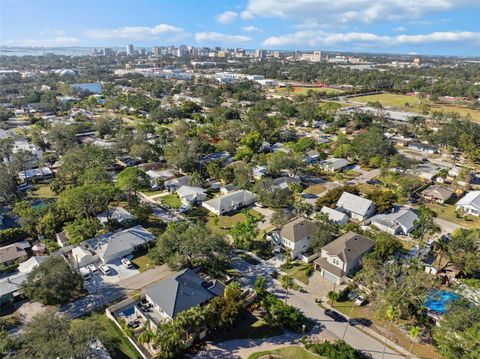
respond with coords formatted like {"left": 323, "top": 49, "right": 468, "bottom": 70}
{"left": 336, "top": 192, "right": 376, "bottom": 221}
{"left": 271, "top": 218, "right": 316, "bottom": 258}
{"left": 141, "top": 268, "right": 224, "bottom": 329}
{"left": 320, "top": 157, "right": 349, "bottom": 172}
{"left": 202, "top": 190, "right": 256, "bottom": 215}
{"left": 314, "top": 232, "right": 374, "bottom": 284}
{"left": 84, "top": 225, "right": 155, "bottom": 264}
{"left": 370, "top": 208, "right": 418, "bottom": 236}
{"left": 320, "top": 206, "right": 349, "bottom": 225}
{"left": 456, "top": 191, "right": 480, "bottom": 217}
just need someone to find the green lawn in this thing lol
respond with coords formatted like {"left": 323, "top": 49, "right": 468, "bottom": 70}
{"left": 351, "top": 93, "right": 480, "bottom": 123}
{"left": 425, "top": 203, "right": 480, "bottom": 229}
{"left": 248, "top": 346, "right": 322, "bottom": 359}
{"left": 130, "top": 253, "right": 152, "bottom": 272}
{"left": 304, "top": 184, "right": 327, "bottom": 195}
{"left": 207, "top": 209, "right": 264, "bottom": 236}
{"left": 281, "top": 262, "right": 313, "bottom": 285}
{"left": 98, "top": 315, "right": 142, "bottom": 359}
{"left": 157, "top": 193, "right": 182, "bottom": 209}
{"left": 31, "top": 184, "right": 57, "bottom": 199}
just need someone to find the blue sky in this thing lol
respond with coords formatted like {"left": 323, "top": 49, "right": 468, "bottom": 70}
{"left": 1, "top": 0, "right": 480, "bottom": 56}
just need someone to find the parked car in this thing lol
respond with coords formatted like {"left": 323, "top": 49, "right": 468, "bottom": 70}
{"left": 347, "top": 290, "right": 358, "bottom": 301}
{"left": 121, "top": 258, "right": 133, "bottom": 268}
{"left": 99, "top": 264, "right": 111, "bottom": 275}
{"left": 324, "top": 309, "right": 347, "bottom": 322}
{"left": 355, "top": 295, "right": 366, "bottom": 306}
{"left": 254, "top": 202, "right": 265, "bottom": 208}
{"left": 79, "top": 267, "right": 91, "bottom": 280}
{"left": 87, "top": 264, "right": 98, "bottom": 274}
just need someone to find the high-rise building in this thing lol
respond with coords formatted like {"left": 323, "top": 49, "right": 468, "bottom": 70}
{"left": 103, "top": 47, "right": 112, "bottom": 56}
{"left": 312, "top": 50, "right": 323, "bottom": 62}
{"left": 152, "top": 47, "right": 160, "bottom": 57}
{"left": 255, "top": 49, "right": 266, "bottom": 59}
{"left": 126, "top": 44, "right": 134, "bottom": 56}
{"left": 273, "top": 51, "right": 281, "bottom": 59}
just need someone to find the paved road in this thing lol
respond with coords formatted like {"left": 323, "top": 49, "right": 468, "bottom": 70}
{"left": 226, "top": 257, "right": 411, "bottom": 359}
{"left": 354, "top": 168, "right": 381, "bottom": 184}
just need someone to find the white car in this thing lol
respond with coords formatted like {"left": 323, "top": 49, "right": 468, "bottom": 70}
{"left": 354, "top": 295, "right": 366, "bottom": 306}
{"left": 121, "top": 258, "right": 133, "bottom": 269}
{"left": 87, "top": 264, "right": 98, "bottom": 274}
{"left": 99, "top": 264, "right": 111, "bottom": 275}
{"left": 79, "top": 267, "right": 91, "bottom": 280}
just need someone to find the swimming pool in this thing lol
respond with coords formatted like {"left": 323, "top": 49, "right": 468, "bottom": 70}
{"left": 121, "top": 306, "right": 135, "bottom": 317}
{"left": 425, "top": 290, "right": 460, "bottom": 314}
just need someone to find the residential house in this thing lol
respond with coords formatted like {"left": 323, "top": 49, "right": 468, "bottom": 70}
{"left": 176, "top": 186, "right": 207, "bottom": 204}
{"left": 320, "top": 157, "right": 349, "bottom": 172}
{"left": 83, "top": 225, "right": 155, "bottom": 264}
{"left": 408, "top": 142, "right": 439, "bottom": 154}
{"left": 17, "top": 255, "right": 48, "bottom": 273}
{"left": 370, "top": 209, "right": 418, "bottom": 236}
{"left": 199, "top": 151, "right": 231, "bottom": 165}
{"left": 410, "top": 163, "right": 443, "bottom": 182}
{"left": 314, "top": 232, "right": 374, "bottom": 284}
{"left": 0, "top": 241, "right": 30, "bottom": 266}
{"left": 305, "top": 150, "right": 320, "bottom": 163}
{"left": 336, "top": 192, "right": 376, "bottom": 221}
{"left": 253, "top": 165, "right": 267, "bottom": 180}
{"left": 320, "top": 206, "right": 349, "bottom": 225}
{"left": 273, "top": 176, "right": 300, "bottom": 190}
{"left": 146, "top": 169, "right": 177, "bottom": 190}
{"left": 96, "top": 207, "right": 135, "bottom": 225}
{"left": 202, "top": 190, "right": 256, "bottom": 216}
{"left": 164, "top": 175, "right": 191, "bottom": 192}
{"left": 18, "top": 167, "right": 53, "bottom": 183}
{"left": 140, "top": 268, "right": 224, "bottom": 330}
{"left": 271, "top": 218, "right": 316, "bottom": 258}
{"left": 421, "top": 185, "right": 455, "bottom": 204}
{"left": 456, "top": 191, "right": 480, "bottom": 217}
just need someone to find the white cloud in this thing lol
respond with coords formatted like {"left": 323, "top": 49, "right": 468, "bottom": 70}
{"left": 39, "top": 29, "right": 66, "bottom": 36}
{"left": 195, "top": 32, "right": 252, "bottom": 44}
{"left": 216, "top": 11, "right": 238, "bottom": 24}
{"left": 395, "top": 26, "right": 407, "bottom": 32}
{"left": 87, "top": 24, "right": 184, "bottom": 40}
{"left": 244, "top": 0, "right": 479, "bottom": 25}
{"left": 262, "top": 30, "right": 480, "bottom": 48}
{"left": 240, "top": 10, "right": 254, "bottom": 20}
{"left": 242, "top": 26, "right": 261, "bottom": 32}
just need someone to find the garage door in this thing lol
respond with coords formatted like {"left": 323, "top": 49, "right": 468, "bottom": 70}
{"left": 322, "top": 269, "right": 339, "bottom": 283}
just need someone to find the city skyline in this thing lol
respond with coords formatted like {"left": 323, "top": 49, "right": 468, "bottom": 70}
{"left": 1, "top": 0, "right": 480, "bottom": 56}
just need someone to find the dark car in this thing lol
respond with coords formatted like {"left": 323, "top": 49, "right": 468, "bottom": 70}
{"left": 324, "top": 309, "right": 347, "bottom": 322}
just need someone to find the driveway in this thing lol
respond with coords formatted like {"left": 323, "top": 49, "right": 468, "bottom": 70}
{"left": 229, "top": 258, "right": 411, "bottom": 359}
{"left": 353, "top": 168, "right": 381, "bottom": 184}
{"left": 434, "top": 218, "right": 460, "bottom": 234}
{"left": 252, "top": 206, "right": 276, "bottom": 231}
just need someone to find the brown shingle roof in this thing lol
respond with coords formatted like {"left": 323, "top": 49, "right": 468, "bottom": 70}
{"left": 0, "top": 243, "right": 27, "bottom": 264}
{"left": 280, "top": 218, "right": 316, "bottom": 243}
{"left": 321, "top": 231, "right": 374, "bottom": 263}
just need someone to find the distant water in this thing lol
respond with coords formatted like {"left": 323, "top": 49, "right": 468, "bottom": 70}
{"left": 0, "top": 47, "right": 96, "bottom": 57}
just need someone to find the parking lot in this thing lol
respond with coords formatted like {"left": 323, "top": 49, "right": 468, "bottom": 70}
{"left": 83, "top": 258, "right": 140, "bottom": 294}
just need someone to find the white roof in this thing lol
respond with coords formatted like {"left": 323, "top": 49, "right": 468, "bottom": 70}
{"left": 97, "top": 207, "right": 134, "bottom": 224}
{"left": 371, "top": 209, "right": 418, "bottom": 231}
{"left": 176, "top": 186, "right": 206, "bottom": 198}
{"left": 17, "top": 256, "right": 48, "bottom": 273}
{"left": 324, "top": 157, "right": 349, "bottom": 169}
{"left": 321, "top": 206, "right": 349, "bottom": 222}
{"left": 456, "top": 191, "right": 480, "bottom": 211}
{"left": 336, "top": 192, "right": 374, "bottom": 216}
{"left": 203, "top": 190, "right": 256, "bottom": 212}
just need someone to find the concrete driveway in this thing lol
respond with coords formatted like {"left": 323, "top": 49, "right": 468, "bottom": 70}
{"left": 252, "top": 206, "right": 276, "bottom": 231}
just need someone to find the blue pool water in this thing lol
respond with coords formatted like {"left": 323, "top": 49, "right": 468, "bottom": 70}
{"left": 122, "top": 306, "right": 135, "bottom": 317}
{"left": 425, "top": 290, "right": 460, "bottom": 314}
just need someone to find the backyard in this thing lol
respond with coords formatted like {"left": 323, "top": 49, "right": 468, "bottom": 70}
{"left": 206, "top": 209, "right": 264, "bottom": 236}
{"left": 98, "top": 315, "right": 142, "bottom": 359}
{"left": 280, "top": 262, "right": 313, "bottom": 285}
{"left": 156, "top": 193, "right": 182, "bottom": 209}
{"left": 303, "top": 184, "right": 327, "bottom": 195}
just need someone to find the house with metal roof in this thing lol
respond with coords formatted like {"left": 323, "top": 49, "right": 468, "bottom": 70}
{"left": 271, "top": 218, "right": 316, "bottom": 258}
{"left": 176, "top": 186, "right": 207, "bottom": 204}
{"left": 320, "top": 206, "right": 348, "bottom": 225}
{"left": 83, "top": 225, "right": 155, "bottom": 264}
{"left": 370, "top": 208, "right": 418, "bottom": 236}
{"left": 314, "top": 232, "right": 374, "bottom": 284}
{"left": 202, "top": 190, "right": 256, "bottom": 216}
{"left": 320, "top": 157, "right": 349, "bottom": 172}
{"left": 336, "top": 192, "right": 376, "bottom": 221}
{"left": 456, "top": 191, "right": 480, "bottom": 217}
{"left": 140, "top": 268, "right": 224, "bottom": 329}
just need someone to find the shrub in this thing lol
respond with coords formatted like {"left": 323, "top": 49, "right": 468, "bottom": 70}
{"left": 0, "top": 228, "right": 28, "bottom": 246}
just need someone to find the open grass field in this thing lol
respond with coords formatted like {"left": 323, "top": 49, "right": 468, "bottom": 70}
{"left": 31, "top": 184, "right": 57, "bottom": 199}
{"left": 425, "top": 202, "right": 480, "bottom": 229}
{"left": 351, "top": 93, "right": 480, "bottom": 123}
{"left": 207, "top": 208, "right": 263, "bottom": 236}
{"left": 303, "top": 184, "right": 327, "bottom": 195}
{"left": 276, "top": 86, "right": 344, "bottom": 95}
{"left": 248, "top": 346, "right": 321, "bottom": 359}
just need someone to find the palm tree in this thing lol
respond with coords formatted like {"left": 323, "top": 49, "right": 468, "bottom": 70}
{"left": 280, "top": 275, "right": 294, "bottom": 304}
{"left": 408, "top": 326, "right": 420, "bottom": 357}
{"left": 138, "top": 320, "right": 157, "bottom": 349}
{"left": 382, "top": 305, "right": 399, "bottom": 359}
